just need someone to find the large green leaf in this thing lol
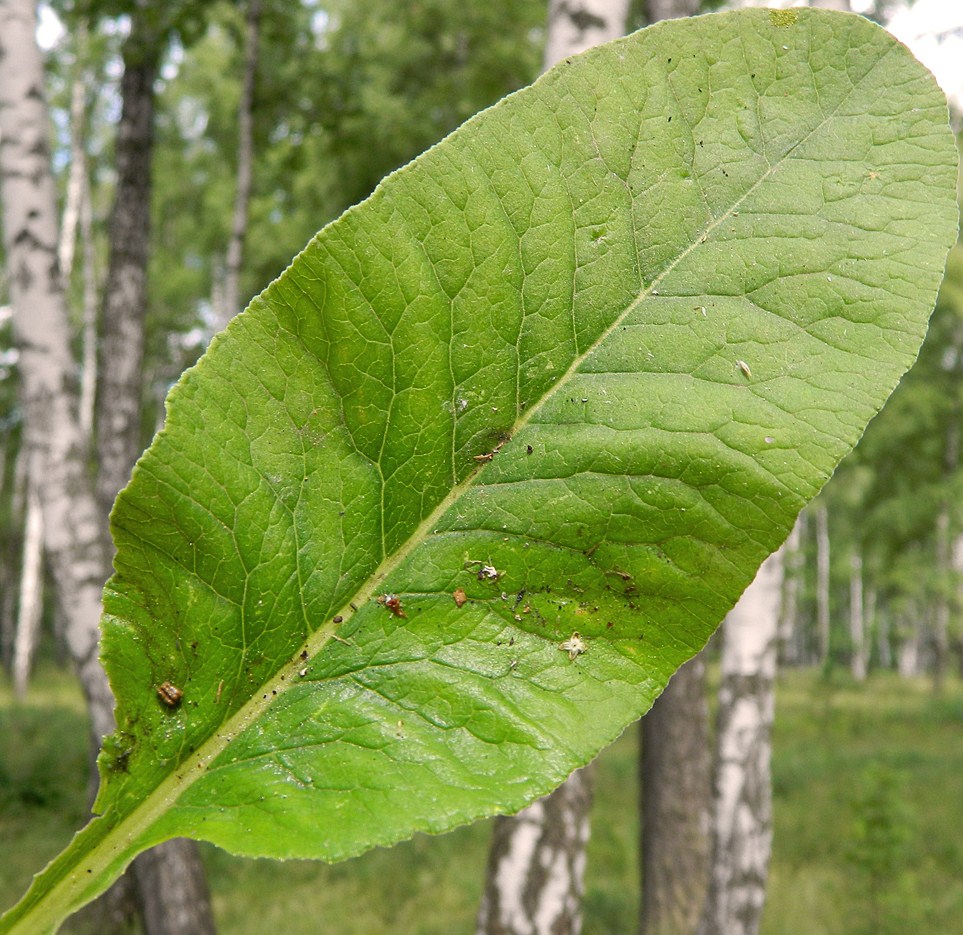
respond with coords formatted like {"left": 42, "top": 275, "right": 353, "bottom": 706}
{"left": 2, "top": 8, "right": 957, "bottom": 933}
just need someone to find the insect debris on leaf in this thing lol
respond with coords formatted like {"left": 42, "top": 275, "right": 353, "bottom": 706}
{"left": 474, "top": 433, "right": 511, "bottom": 463}
{"left": 559, "top": 632, "right": 587, "bottom": 660}
{"left": 466, "top": 558, "right": 501, "bottom": 581}
{"left": 378, "top": 593, "right": 407, "bottom": 618}
{"left": 156, "top": 681, "right": 184, "bottom": 708}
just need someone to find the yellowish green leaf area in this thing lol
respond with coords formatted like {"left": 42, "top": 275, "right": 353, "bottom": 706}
{"left": 2, "top": 9, "right": 957, "bottom": 933}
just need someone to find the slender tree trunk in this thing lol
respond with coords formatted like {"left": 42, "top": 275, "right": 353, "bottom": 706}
{"left": 134, "top": 844, "right": 218, "bottom": 935}
{"left": 91, "top": 8, "right": 218, "bottom": 934}
{"left": 12, "top": 485, "right": 44, "bottom": 696}
{"left": 896, "top": 613, "right": 921, "bottom": 678}
{"left": 79, "top": 151, "right": 99, "bottom": 439}
{"left": 953, "top": 534, "right": 963, "bottom": 677}
{"left": 776, "top": 513, "right": 805, "bottom": 667}
{"left": 477, "top": 5, "right": 631, "bottom": 931}
{"left": 542, "top": 0, "right": 630, "bottom": 70}
{"left": 933, "top": 397, "right": 959, "bottom": 692}
{"left": 0, "top": 0, "right": 115, "bottom": 747}
{"left": 217, "top": 0, "right": 261, "bottom": 330}
{"left": 864, "top": 587, "right": 877, "bottom": 669}
{"left": 644, "top": 0, "right": 701, "bottom": 24}
{"left": 57, "top": 38, "right": 87, "bottom": 290}
{"left": 0, "top": 560, "right": 16, "bottom": 670}
{"left": 639, "top": 655, "right": 710, "bottom": 935}
{"left": 698, "top": 549, "right": 783, "bottom": 935}
{"left": 849, "top": 550, "right": 866, "bottom": 681}
{"left": 815, "top": 504, "right": 830, "bottom": 666}
{"left": 876, "top": 603, "right": 891, "bottom": 671}
{"left": 0, "top": 448, "right": 28, "bottom": 669}
{"left": 59, "top": 30, "right": 100, "bottom": 441}
{"left": 94, "top": 8, "right": 158, "bottom": 514}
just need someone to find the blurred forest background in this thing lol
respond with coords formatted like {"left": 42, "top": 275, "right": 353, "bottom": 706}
{"left": 1, "top": 0, "right": 962, "bottom": 933}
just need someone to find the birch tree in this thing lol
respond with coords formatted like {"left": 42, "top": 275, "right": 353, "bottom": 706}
{"left": 776, "top": 513, "right": 805, "bottom": 666}
{"left": 216, "top": 0, "right": 262, "bottom": 330}
{"left": 0, "top": 0, "right": 115, "bottom": 755}
{"left": 10, "top": 25, "right": 92, "bottom": 697}
{"left": 698, "top": 549, "right": 784, "bottom": 935}
{"left": 542, "top": 0, "right": 630, "bottom": 70}
{"left": 477, "top": 768, "right": 594, "bottom": 935}
{"left": 815, "top": 503, "right": 831, "bottom": 665}
{"left": 11, "top": 487, "right": 43, "bottom": 697}
{"left": 850, "top": 551, "right": 867, "bottom": 681}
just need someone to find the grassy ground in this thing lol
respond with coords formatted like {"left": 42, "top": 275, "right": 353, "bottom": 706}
{"left": 1, "top": 663, "right": 961, "bottom": 933}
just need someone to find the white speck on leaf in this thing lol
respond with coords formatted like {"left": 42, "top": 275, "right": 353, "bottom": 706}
{"left": 736, "top": 359, "right": 752, "bottom": 379}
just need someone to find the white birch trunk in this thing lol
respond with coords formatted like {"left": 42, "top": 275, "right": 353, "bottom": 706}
{"left": 776, "top": 512, "right": 805, "bottom": 666}
{"left": 897, "top": 615, "right": 921, "bottom": 678}
{"left": 864, "top": 587, "right": 878, "bottom": 668}
{"left": 542, "top": 0, "right": 631, "bottom": 70}
{"left": 849, "top": 551, "right": 866, "bottom": 681}
{"left": 876, "top": 604, "right": 891, "bottom": 671}
{"left": 58, "top": 54, "right": 88, "bottom": 286}
{"left": 933, "top": 507, "right": 951, "bottom": 692}
{"left": 477, "top": 766, "right": 594, "bottom": 935}
{"left": 78, "top": 156, "right": 98, "bottom": 439}
{"left": 1, "top": 446, "right": 27, "bottom": 666}
{"left": 12, "top": 485, "right": 44, "bottom": 697}
{"left": 953, "top": 532, "right": 963, "bottom": 588}
{"left": 644, "top": 0, "right": 702, "bottom": 24}
{"left": 815, "top": 504, "right": 830, "bottom": 665}
{"left": 59, "top": 28, "right": 99, "bottom": 442}
{"left": 0, "top": 0, "right": 114, "bottom": 745}
{"left": 217, "top": 0, "right": 261, "bottom": 330}
{"left": 698, "top": 548, "right": 784, "bottom": 935}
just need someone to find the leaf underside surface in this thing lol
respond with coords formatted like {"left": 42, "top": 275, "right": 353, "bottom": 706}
{"left": 2, "top": 8, "right": 957, "bottom": 933}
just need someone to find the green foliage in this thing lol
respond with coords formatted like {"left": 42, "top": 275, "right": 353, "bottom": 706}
{"left": 311, "top": 0, "right": 545, "bottom": 210}
{"left": 806, "top": 240, "right": 963, "bottom": 659}
{"left": 844, "top": 763, "right": 919, "bottom": 935}
{"left": 5, "top": 667, "right": 963, "bottom": 935}
{"left": 766, "top": 671, "right": 963, "bottom": 935}
{"left": 0, "top": 9, "right": 957, "bottom": 934}
{"left": 148, "top": 0, "right": 545, "bottom": 328}
{"left": 857, "top": 245, "right": 963, "bottom": 549}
